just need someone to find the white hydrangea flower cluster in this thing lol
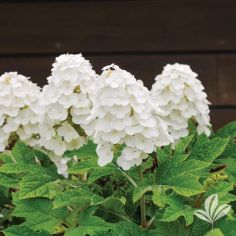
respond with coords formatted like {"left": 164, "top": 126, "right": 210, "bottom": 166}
{"left": 0, "top": 72, "right": 42, "bottom": 151}
{"left": 38, "top": 54, "right": 97, "bottom": 158}
{"left": 89, "top": 64, "right": 172, "bottom": 170}
{"left": 151, "top": 63, "right": 211, "bottom": 142}
{"left": 0, "top": 56, "right": 213, "bottom": 175}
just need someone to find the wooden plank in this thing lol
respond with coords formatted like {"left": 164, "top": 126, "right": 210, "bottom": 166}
{"left": 211, "top": 109, "right": 236, "bottom": 130}
{"left": 1, "top": 0, "right": 236, "bottom": 54}
{"left": 0, "top": 56, "right": 53, "bottom": 86}
{"left": 0, "top": 54, "right": 218, "bottom": 104}
{"left": 218, "top": 55, "right": 236, "bottom": 105}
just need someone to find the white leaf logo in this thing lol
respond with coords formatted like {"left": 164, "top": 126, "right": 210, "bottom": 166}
{"left": 194, "top": 194, "right": 231, "bottom": 229}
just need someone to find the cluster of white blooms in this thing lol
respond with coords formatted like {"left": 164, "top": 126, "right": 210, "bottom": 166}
{"left": 0, "top": 56, "right": 213, "bottom": 174}
{"left": 151, "top": 63, "right": 211, "bottom": 142}
{"left": 89, "top": 64, "right": 172, "bottom": 170}
{"left": 37, "top": 54, "right": 97, "bottom": 176}
{"left": 0, "top": 72, "right": 42, "bottom": 151}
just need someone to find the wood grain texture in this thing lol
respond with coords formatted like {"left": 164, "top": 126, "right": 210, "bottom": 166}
{"left": 211, "top": 109, "right": 236, "bottom": 130}
{"left": 218, "top": 55, "right": 236, "bottom": 105}
{"left": 1, "top": 0, "right": 236, "bottom": 54}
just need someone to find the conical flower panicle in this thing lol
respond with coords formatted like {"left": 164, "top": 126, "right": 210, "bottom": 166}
{"left": 151, "top": 63, "right": 211, "bottom": 143}
{"left": 0, "top": 72, "right": 42, "bottom": 150}
{"left": 38, "top": 54, "right": 97, "bottom": 155}
{"left": 37, "top": 54, "right": 97, "bottom": 177}
{"left": 90, "top": 64, "right": 172, "bottom": 170}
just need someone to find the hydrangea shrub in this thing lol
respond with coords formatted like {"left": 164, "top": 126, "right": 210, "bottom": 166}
{"left": 0, "top": 54, "right": 235, "bottom": 236}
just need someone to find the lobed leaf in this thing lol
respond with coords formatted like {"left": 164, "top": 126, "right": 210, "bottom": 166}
{"left": 189, "top": 135, "right": 229, "bottom": 162}
{"left": 19, "top": 173, "right": 58, "bottom": 199}
{"left": 12, "top": 196, "right": 68, "bottom": 233}
{"left": 65, "top": 141, "right": 97, "bottom": 160}
{"left": 87, "top": 164, "right": 122, "bottom": 184}
{"left": 11, "top": 141, "right": 35, "bottom": 164}
{"left": 175, "top": 134, "right": 194, "bottom": 154}
{"left": 215, "top": 121, "right": 236, "bottom": 139}
{"left": 0, "top": 163, "right": 46, "bottom": 174}
{"left": 69, "top": 159, "right": 98, "bottom": 175}
{"left": 162, "top": 203, "right": 194, "bottom": 226}
{"left": 53, "top": 189, "right": 91, "bottom": 209}
{"left": 156, "top": 156, "right": 209, "bottom": 197}
{"left": 3, "top": 225, "right": 50, "bottom": 236}
{"left": 64, "top": 207, "right": 111, "bottom": 236}
{"left": 0, "top": 173, "right": 19, "bottom": 188}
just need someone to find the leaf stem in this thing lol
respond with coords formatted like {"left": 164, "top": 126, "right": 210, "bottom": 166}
{"left": 139, "top": 165, "right": 147, "bottom": 228}
{"left": 81, "top": 172, "right": 87, "bottom": 181}
{"left": 147, "top": 213, "right": 156, "bottom": 229}
{"left": 116, "top": 165, "right": 138, "bottom": 188}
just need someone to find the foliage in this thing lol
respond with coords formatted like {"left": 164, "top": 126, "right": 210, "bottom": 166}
{"left": 0, "top": 122, "right": 236, "bottom": 235}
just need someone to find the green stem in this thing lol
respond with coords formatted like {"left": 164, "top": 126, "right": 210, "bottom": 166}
{"left": 147, "top": 214, "right": 156, "bottom": 229}
{"left": 116, "top": 165, "right": 137, "bottom": 188}
{"left": 123, "top": 171, "right": 138, "bottom": 188}
{"left": 139, "top": 165, "right": 147, "bottom": 228}
{"left": 81, "top": 172, "right": 87, "bottom": 181}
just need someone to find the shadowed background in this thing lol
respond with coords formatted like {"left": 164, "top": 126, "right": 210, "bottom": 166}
{"left": 0, "top": 0, "right": 235, "bottom": 130}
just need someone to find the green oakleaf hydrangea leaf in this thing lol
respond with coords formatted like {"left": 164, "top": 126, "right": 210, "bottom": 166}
{"left": 0, "top": 153, "right": 13, "bottom": 164}
{"left": 0, "top": 172, "right": 19, "bottom": 188}
{"left": 65, "top": 140, "right": 97, "bottom": 160}
{"left": 151, "top": 220, "right": 189, "bottom": 236}
{"left": 133, "top": 184, "right": 170, "bottom": 208}
{"left": 3, "top": 225, "right": 50, "bottom": 236}
{"left": 175, "top": 134, "right": 194, "bottom": 154}
{"left": 161, "top": 196, "right": 194, "bottom": 226}
{"left": 216, "top": 158, "right": 236, "bottom": 183}
{"left": 12, "top": 194, "right": 68, "bottom": 233}
{"left": 0, "top": 162, "right": 47, "bottom": 175}
{"left": 156, "top": 154, "right": 209, "bottom": 197}
{"left": 87, "top": 164, "right": 123, "bottom": 184}
{"left": 53, "top": 188, "right": 92, "bottom": 209}
{"left": 68, "top": 142, "right": 123, "bottom": 184}
{"left": 11, "top": 141, "right": 35, "bottom": 164}
{"left": 19, "top": 173, "right": 58, "bottom": 199}
{"left": 64, "top": 207, "right": 111, "bottom": 236}
{"left": 69, "top": 159, "right": 98, "bottom": 175}
{"left": 205, "top": 182, "right": 236, "bottom": 205}
{"left": 94, "top": 221, "right": 149, "bottom": 236}
{"left": 215, "top": 121, "right": 236, "bottom": 139}
{"left": 189, "top": 135, "right": 229, "bottom": 162}
{"left": 133, "top": 185, "right": 153, "bottom": 203}
{"left": 95, "top": 197, "right": 128, "bottom": 222}
{"left": 216, "top": 219, "right": 236, "bottom": 236}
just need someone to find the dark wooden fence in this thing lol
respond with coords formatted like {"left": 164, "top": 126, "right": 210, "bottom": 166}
{"left": 0, "top": 0, "right": 235, "bottom": 130}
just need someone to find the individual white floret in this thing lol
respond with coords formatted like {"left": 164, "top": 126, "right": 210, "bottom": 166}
{"left": 50, "top": 155, "right": 70, "bottom": 178}
{"left": 151, "top": 63, "right": 211, "bottom": 142}
{"left": 96, "top": 143, "right": 113, "bottom": 167}
{"left": 117, "top": 147, "right": 148, "bottom": 170}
